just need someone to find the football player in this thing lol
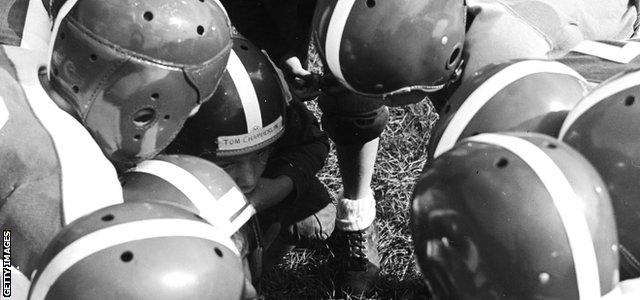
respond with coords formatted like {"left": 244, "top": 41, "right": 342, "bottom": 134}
{"left": 0, "top": 0, "right": 231, "bottom": 297}
{"left": 560, "top": 68, "right": 640, "bottom": 280}
{"left": 121, "top": 154, "right": 265, "bottom": 298}
{"left": 163, "top": 33, "right": 336, "bottom": 283}
{"left": 412, "top": 132, "right": 625, "bottom": 299}
{"left": 219, "top": 0, "right": 639, "bottom": 294}
{"left": 28, "top": 202, "right": 247, "bottom": 299}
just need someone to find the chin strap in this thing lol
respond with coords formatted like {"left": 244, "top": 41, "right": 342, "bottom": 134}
{"left": 377, "top": 58, "right": 466, "bottom": 101}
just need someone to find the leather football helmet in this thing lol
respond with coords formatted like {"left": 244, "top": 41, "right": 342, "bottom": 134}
{"left": 165, "top": 33, "right": 288, "bottom": 158}
{"left": 121, "top": 154, "right": 254, "bottom": 236}
{"left": 560, "top": 69, "right": 640, "bottom": 279}
{"left": 429, "top": 59, "right": 589, "bottom": 161}
{"left": 47, "top": 0, "right": 232, "bottom": 167}
{"left": 28, "top": 202, "right": 245, "bottom": 300}
{"left": 312, "top": 0, "right": 466, "bottom": 101}
{"left": 412, "top": 132, "right": 618, "bottom": 299}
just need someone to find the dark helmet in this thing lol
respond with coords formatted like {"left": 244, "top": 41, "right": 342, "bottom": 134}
{"left": 412, "top": 132, "right": 618, "bottom": 299}
{"left": 312, "top": 0, "right": 466, "bottom": 102}
{"left": 121, "top": 154, "right": 254, "bottom": 235}
{"left": 166, "top": 33, "right": 288, "bottom": 158}
{"left": 429, "top": 59, "right": 589, "bottom": 160}
{"left": 560, "top": 69, "right": 640, "bottom": 279}
{"left": 28, "top": 202, "right": 245, "bottom": 299}
{"left": 47, "top": 0, "right": 232, "bottom": 166}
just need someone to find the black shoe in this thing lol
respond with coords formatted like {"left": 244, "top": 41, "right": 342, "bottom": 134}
{"left": 329, "top": 223, "right": 381, "bottom": 296}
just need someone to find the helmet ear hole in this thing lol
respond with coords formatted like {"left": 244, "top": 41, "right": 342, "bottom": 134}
{"left": 366, "top": 0, "right": 376, "bottom": 8}
{"left": 133, "top": 108, "right": 156, "bottom": 127}
{"left": 446, "top": 46, "right": 462, "bottom": 70}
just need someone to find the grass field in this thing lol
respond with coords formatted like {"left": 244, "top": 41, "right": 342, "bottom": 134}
{"left": 256, "top": 43, "right": 440, "bottom": 299}
{"left": 259, "top": 98, "right": 439, "bottom": 299}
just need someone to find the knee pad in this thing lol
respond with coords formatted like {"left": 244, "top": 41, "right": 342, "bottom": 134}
{"left": 319, "top": 92, "right": 389, "bottom": 145}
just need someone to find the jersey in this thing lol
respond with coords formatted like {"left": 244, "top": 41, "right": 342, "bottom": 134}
{"left": 462, "top": 0, "right": 637, "bottom": 82}
{"left": 0, "top": 0, "right": 50, "bottom": 50}
{"left": 0, "top": 46, "right": 122, "bottom": 297}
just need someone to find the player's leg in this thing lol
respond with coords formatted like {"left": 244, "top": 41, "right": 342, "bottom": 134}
{"left": 318, "top": 90, "right": 389, "bottom": 294}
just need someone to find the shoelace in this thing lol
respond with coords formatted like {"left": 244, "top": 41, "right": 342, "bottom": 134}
{"left": 337, "top": 231, "right": 368, "bottom": 270}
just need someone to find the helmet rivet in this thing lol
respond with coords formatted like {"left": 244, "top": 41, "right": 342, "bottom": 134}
{"left": 625, "top": 96, "right": 635, "bottom": 106}
{"left": 143, "top": 11, "right": 153, "bottom": 21}
{"left": 101, "top": 214, "right": 114, "bottom": 222}
{"left": 495, "top": 158, "right": 509, "bottom": 169}
{"left": 612, "top": 244, "right": 619, "bottom": 252}
{"left": 441, "top": 36, "right": 448, "bottom": 45}
{"left": 538, "top": 272, "right": 550, "bottom": 285}
{"left": 120, "top": 251, "right": 134, "bottom": 262}
{"left": 366, "top": 0, "right": 376, "bottom": 8}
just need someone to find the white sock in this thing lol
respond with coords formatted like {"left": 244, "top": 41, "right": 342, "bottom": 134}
{"left": 335, "top": 189, "right": 376, "bottom": 231}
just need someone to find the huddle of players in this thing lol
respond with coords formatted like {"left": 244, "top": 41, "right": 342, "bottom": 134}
{"left": 3, "top": 0, "right": 640, "bottom": 299}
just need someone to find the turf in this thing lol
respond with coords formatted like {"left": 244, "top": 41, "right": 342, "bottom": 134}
{"left": 258, "top": 41, "right": 440, "bottom": 298}
{"left": 259, "top": 99, "right": 438, "bottom": 300}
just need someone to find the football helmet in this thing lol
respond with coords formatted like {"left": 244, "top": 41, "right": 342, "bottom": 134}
{"left": 560, "top": 69, "right": 640, "bottom": 279}
{"left": 312, "top": 0, "right": 466, "bottom": 101}
{"left": 47, "top": 0, "right": 232, "bottom": 167}
{"left": 28, "top": 202, "right": 245, "bottom": 300}
{"left": 121, "top": 154, "right": 254, "bottom": 236}
{"left": 165, "top": 33, "right": 288, "bottom": 158}
{"left": 429, "top": 59, "right": 589, "bottom": 160}
{"left": 413, "top": 132, "right": 618, "bottom": 299}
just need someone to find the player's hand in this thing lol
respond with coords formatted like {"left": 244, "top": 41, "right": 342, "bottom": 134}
{"left": 246, "top": 176, "right": 294, "bottom": 212}
{"left": 281, "top": 56, "right": 321, "bottom": 101}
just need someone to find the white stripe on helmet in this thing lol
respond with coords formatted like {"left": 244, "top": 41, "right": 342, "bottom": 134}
{"left": 559, "top": 69, "right": 640, "bottom": 139}
{"left": 434, "top": 60, "right": 586, "bottom": 158}
{"left": 218, "top": 187, "right": 256, "bottom": 231}
{"left": 132, "top": 160, "right": 252, "bottom": 235}
{"left": 28, "top": 218, "right": 239, "bottom": 300}
{"left": 0, "top": 96, "right": 8, "bottom": 131}
{"left": 465, "top": 133, "right": 601, "bottom": 299}
{"left": 226, "top": 50, "right": 263, "bottom": 133}
{"left": 325, "top": 0, "right": 356, "bottom": 91}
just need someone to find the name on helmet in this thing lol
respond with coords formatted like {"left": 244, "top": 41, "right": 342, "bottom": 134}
{"left": 217, "top": 117, "right": 283, "bottom": 151}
